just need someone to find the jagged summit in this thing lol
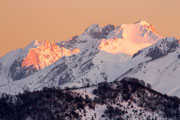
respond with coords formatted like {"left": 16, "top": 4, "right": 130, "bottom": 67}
{"left": 22, "top": 40, "right": 80, "bottom": 69}
{"left": 74, "top": 21, "right": 161, "bottom": 55}
{"left": 83, "top": 24, "right": 115, "bottom": 39}
{"left": 0, "top": 21, "right": 180, "bottom": 99}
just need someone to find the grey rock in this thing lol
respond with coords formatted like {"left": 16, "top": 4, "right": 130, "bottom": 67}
{"left": 9, "top": 59, "right": 37, "bottom": 81}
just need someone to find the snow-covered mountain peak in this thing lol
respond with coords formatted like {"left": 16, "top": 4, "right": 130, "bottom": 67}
{"left": 99, "top": 21, "right": 161, "bottom": 55}
{"left": 1, "top": 21, "right": 180, "bottom": 99}
{"left": 61, "top": 21, "right": 159, "bottom": 56}
{"left": 107, "top": 20, "right": 160, "bottom": 40}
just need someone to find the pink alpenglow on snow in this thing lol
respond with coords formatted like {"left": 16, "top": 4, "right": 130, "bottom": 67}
{"left": 99, "top": 20, "right": 162, "bottom": 55}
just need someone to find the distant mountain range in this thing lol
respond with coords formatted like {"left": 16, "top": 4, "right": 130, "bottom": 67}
{"left": 0, "top": 20, "right": 180, "bottom": 98}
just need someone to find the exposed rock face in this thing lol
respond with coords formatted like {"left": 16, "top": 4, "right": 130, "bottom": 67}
{"left": 84, "top": 24, "right": 115, "bottom": 39}
{"left": 0, "top": 63, "right": 2, "bottom": 72}
{"left": 145, "top": 37, "right": 179, "bottom": 59}
{"left": 132, "top": 37, "right": 179, "bottom": 59}
{"left": 22, "top": 40, "right": 80, "bottom": 70}
{"left": 9, "top": 59, "right": 37, "bottom": 81}
{"left": 8, "top": 41, "right": 80, "bottom": 81}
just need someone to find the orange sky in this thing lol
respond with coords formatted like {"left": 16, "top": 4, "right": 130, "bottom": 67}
{"left": 0, "top": 0, "right": 179, "bottom": 57}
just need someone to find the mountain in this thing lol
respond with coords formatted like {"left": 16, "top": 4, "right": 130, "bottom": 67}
{"left": 0, "top": 78, "right": 179, "bottom": 120}
{"left": 100, "top": 20, "right": 161, "bottom": 55}
{"left": 118, "top": 37, "right": 180, "bottom": 97}
{"left": 0, "top": 20, "right": 180, "bottom": 98}
{"left": 22, "top": 40, "right": 80, "bottom": 70}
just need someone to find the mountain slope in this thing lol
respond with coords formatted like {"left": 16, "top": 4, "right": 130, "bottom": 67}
{"left": 118, "top": 37, "right": 180, "bottom": 96}
{"left": 0, "top": 78, "right": 179, "bottom": 120}
{"left": 1, "top": 20, "right": 180, "bottom": 98}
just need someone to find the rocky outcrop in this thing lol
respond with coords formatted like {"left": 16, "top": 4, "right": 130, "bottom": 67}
{"left": 22, "top": 41, "right": 80, "bottom": 70}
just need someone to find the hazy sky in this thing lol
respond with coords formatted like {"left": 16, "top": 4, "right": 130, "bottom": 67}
{"left": 0, "top": 0, "right": 179, "bottom": 56}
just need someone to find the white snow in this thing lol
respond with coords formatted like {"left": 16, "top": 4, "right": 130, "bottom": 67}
{"left": 0, "top": 21, "right": 179, "bottom": 99}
